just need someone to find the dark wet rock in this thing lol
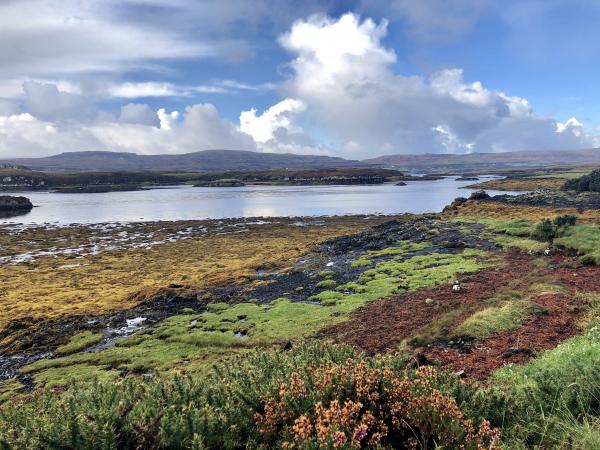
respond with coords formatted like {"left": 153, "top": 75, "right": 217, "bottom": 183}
{"left": 0, "top": 195, "right": 33, "bottom": 217}
{"left": 501, "top": 347, "right": 533, "bottom": 359}
{"left": 414, "top": 352, "right": 433, "bottom": 366}
{"left": 456, "top": 177, "right": 479, "bottom": 181}
{"left": 469, "top": 190, "right": 490, "bottom": 200}
{"left": 442, "top": 197, "right": 467, "bottom": 212}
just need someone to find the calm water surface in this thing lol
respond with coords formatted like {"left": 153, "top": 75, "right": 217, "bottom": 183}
{"left": 1, "top": 176, "right": 518, "bottom": 225}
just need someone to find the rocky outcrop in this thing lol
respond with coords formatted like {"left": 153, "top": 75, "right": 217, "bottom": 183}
{"left": 0, "top": 196, "right": 34, "bottom": 217}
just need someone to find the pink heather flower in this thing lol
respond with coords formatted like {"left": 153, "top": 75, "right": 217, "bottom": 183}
{"left": 354, "top": 426, "right": 368, "bottom": 441}
{"left": 334, "top": 431, "right": 346, "bottom": 442}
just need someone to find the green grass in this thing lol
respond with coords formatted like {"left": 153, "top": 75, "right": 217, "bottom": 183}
{"left": 55, "top": 331, "right": 103, "bottom": 355}
{"left": 479, "top": 328, "right": 600, "bottom": 448}
{"left": 528, "top": 282, "right": 568, "bottom": 295}
{"left": 454, "top": 301, "right": 547, "bottom": 339}
{"left": 493, "top": 235, "right": 548, "bottom": 253}
{"left": 554, "top": 225, "right": 600, "bottom": 265}
{"left": 576, "top": 292, "right": 600, "bottom": 329}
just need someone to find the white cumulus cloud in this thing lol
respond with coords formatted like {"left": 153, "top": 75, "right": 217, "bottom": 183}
{"left": 259, "top": 12, "right": 598, "bottom": 157}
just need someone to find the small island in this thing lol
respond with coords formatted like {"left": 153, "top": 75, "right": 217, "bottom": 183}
{"left": 0, "top": 195, "right": 34, "bottom": 217}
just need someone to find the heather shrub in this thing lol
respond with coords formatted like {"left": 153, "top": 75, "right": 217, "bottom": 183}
{"left": 254, "top": 362, "right": 499, "bottom": 449}
{"left": 0, "top": 343, "right": 499, "bottom": 449}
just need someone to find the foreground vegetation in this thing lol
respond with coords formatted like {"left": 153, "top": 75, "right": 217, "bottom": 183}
{"left": 3, "top": 335, "right": 600, "bottom": 449}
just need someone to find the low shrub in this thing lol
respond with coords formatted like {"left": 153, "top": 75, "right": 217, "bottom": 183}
{"left": 532, "top": 218, "right": 556, "bottom": 241}
{"left": 531, "top": 214, "right": 578, "bottom": 242}
{"left": 0, "top": 343, "right": 499, "bottom": 449}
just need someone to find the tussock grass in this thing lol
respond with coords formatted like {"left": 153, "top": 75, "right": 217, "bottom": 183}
{"left": 493, "top": 235, "right": 548, "bottom": 253}
{"left": 554, "top": 225, "right": 600, "bottom": 265}
{"left": 454, "top": 301, "right": 546, "bottom": 339}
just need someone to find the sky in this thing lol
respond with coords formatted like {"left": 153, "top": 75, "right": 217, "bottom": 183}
{"left": 1, "top": 0, "right": 600, "bottom": 160}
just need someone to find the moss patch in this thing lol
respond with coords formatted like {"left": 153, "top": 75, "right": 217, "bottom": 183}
{"left": 55, "top": 331, "right": 103, "bottom": 355}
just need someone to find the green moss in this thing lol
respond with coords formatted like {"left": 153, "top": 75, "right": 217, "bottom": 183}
{"left": 311, "top": 249, "right": 489, "bottom": 310}
{"left": 454, "top": 301, "right": 546, "bottom": 339}
{"left": 0, "top": 380, "right": 23, "bottom": 403}
{"left": 316, "top": 269, "right": 335, "bottom": 278}
{"left": 364, "top": 240, "right": 431, "bottom": 258}
{"left": 315, "top": 279, "right": 337, "bottom": 289}
{"left": 350, "top": 258, "right": 372, "bottom": 268}
{"left": 55, "top": 331, "right": 103, "bottom": 355}
{"left": 453, "top": 216, "right": 534, "bottom": 237}
{"left": 206, "top": 302, "right": 230, "bottom": 312}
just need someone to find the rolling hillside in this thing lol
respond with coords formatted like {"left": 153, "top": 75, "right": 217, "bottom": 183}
{"left": 1, "top": 150, "right": 365, "bottom": 173}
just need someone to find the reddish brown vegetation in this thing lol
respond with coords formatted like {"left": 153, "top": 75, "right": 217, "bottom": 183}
{"left": 423, "top": 291, "right": 582, "bottom": 379}
{"left": 319, "top": 252, "right": 600, "bottom": 379}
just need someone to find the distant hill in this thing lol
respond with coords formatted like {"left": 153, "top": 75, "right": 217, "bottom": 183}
{"left": 4, "top": 148, "right": 600, "bottom": 174}
{"left": 0, "top": 150, "right": 365, "bottom": 173}
{"left": 363, "top": 148, "right": 600, "bottom": 173}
